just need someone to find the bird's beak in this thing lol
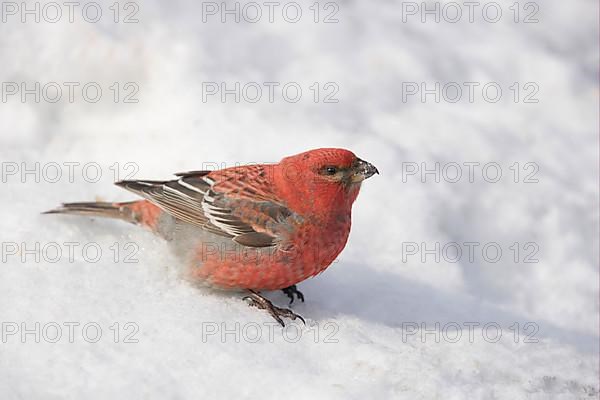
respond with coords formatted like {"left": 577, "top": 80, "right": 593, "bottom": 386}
{"left": 350, "top": 158, "right": 379, "bottom": 183}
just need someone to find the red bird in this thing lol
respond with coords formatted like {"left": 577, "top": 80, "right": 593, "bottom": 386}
{"left": 45, "top": 148, "right": 378, "bottom": 325}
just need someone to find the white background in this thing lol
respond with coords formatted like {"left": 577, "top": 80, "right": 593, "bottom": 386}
{"left": 0, "top": 0, "right": 598, "bottom": 398}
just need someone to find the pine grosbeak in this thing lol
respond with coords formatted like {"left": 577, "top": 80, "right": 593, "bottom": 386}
{"left": 45, "top": 148, "right": 378, "bottom": 325}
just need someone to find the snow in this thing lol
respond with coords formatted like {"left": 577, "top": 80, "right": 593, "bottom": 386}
{"left": 0, "top": 0, "right": 598, "bottom": 398}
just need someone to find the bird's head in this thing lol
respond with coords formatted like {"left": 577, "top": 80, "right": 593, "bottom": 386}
{"left": 275, "top": 148, "right": 378, "bottom": 214}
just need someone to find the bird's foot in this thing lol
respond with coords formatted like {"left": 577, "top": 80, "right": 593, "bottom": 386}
{"left": 281, "top": 285, "right": 305, "bottom": 305}
{"left": 243, "top": 290, "right": 305, "bottom": 327}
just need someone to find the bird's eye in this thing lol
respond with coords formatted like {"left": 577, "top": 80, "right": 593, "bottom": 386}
{"left": 323, "top": 166, "right": 338, "bottom": 175}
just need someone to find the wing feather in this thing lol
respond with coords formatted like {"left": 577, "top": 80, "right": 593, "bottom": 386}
{"left": 115, "top": 166, "right": 299, "bottom": 247}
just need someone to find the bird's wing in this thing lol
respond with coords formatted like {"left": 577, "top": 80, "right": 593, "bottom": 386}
{"left": 115, "top": 165, "right": 300, "bottom": 248}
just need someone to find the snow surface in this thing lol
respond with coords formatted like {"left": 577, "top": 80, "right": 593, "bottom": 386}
{"left": 0, "top": 0, "right": 598, "bottom": 398}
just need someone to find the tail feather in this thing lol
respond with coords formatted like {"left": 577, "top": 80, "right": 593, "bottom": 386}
{"left": 43, "top": 201, "right": 137, "bottom": 224}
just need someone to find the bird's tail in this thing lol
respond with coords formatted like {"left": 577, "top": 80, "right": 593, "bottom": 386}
{"left": 43, "top": 200, "right": 163, "bottom": 231}
{"left": 43, "top": 201, "right": 138, "bottom": 223}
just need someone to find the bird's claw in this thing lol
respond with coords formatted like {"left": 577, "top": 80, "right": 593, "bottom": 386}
{"left": 281, "top": 285, "right": 305, "bottom": 305}
{"left": 244, "top": 290, "right": 305, "bottom": 327}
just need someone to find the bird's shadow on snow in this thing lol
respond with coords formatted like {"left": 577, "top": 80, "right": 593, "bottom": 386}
{"left": 290, "top": 262, "right": 598, "bottom": 354}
